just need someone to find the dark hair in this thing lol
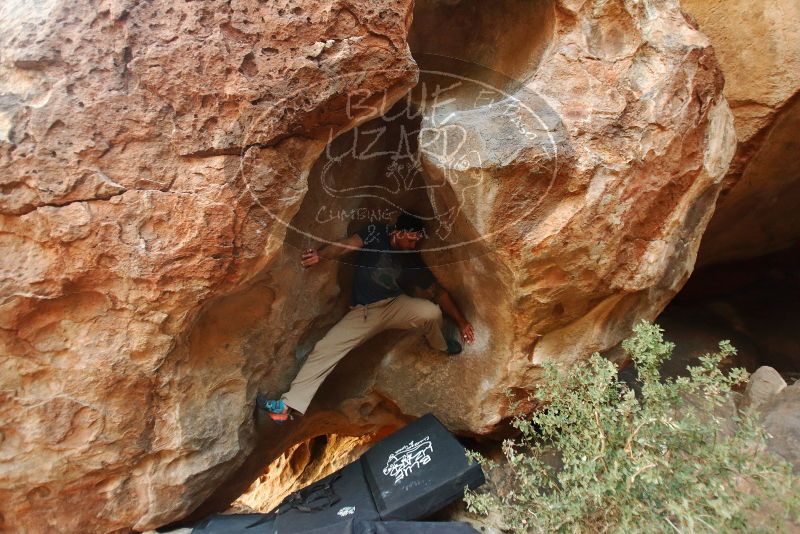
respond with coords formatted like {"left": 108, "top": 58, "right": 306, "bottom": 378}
{"left": 393, "top": 211, "right": 426, "bottom": 234}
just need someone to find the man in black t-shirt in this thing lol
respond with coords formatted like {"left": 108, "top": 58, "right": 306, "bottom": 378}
{"left": 257, "top": 212, "right": 475, "bottom": 423}
{"left": 351, "top": 222, "right": 436, "bottom": 306}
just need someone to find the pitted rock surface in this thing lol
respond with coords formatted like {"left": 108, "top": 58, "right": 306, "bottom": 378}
{"left": 0, "top": 0, "right": 737, "bottom": 531}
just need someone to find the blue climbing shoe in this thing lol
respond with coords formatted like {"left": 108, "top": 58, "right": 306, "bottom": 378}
{"left": 256, "top": 395, "right": 291, "bottom": 424}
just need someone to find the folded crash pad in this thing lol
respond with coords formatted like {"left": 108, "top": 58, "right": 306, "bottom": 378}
{"left": 361, "top": 413, "right": 485, "bottom": 520}
{"left": 272, "top": 459, "right": 380, "bottom": 533}
{"left": 272, "top": 519, "right": 480, "bottom": 534}
{"left": 191, "top": 512, "right": 274, "bottom": 533}
{"left": 200, "top": 413, "right": 485, "bottom": 533}
{"left": 354, "top": 520, "right": 480, "bottom": 534}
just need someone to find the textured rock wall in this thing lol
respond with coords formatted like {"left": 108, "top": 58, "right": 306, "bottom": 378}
{"left": 680, "top": 0, "right": 800, "bottom": 265}
{"left": 1, "top": 0, "right": 736, "bottom": 531}
{"left": 340, "top": 0, "right": 735, "bottom": 432}
{"left": 0, "top": 0, "right": 416, "bottom": 532}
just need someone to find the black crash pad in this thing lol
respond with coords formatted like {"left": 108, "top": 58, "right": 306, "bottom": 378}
{"left": 361, "top": 413, "right": 485, "bottom": 520}
{"left": 194, "top": 413, "right": 485, "bottom": 533}
{"left": 191, "top": 512, "right": 274, "bottom": 533}
{"left": 353, "top": 520, "right": 480, "bottom": 534}
{"left": 269, "top": 520, "right": 480, "bottom": 534}
{"left": 272, "top": 460, "right": 380, "bottom": 533}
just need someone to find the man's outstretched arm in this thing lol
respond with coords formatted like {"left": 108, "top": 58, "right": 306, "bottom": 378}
{"left": 431, "top": 283, "right": 476, "bottom": 345}
{"left": 301, "top": 234, "right": 364, "bottom": 268}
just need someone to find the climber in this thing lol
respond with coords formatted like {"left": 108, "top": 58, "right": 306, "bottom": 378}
{"left": 256, "top": 212, "right": 475, "bottom": 423}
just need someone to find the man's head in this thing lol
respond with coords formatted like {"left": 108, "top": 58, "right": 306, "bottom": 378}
{"left": 390, "top": 211, "right": 426, "bottom": 250}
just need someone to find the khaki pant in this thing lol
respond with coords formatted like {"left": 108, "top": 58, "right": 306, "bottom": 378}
{"left": 282, "top": 295, "right": 448, "bottom": 414}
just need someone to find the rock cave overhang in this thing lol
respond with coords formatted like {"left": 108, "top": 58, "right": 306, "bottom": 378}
{"left": 187, "top": 0, "right": 560, "bottom": 519}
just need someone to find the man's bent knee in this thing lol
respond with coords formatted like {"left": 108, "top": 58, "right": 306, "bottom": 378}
{"left": 410, "top": 299, "right": 442, "bottom": 323}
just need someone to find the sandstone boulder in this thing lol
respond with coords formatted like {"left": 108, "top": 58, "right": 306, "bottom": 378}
{"left": 0, "top": 0, "right": 416, "bottom": 531}
{"left": 680, "top": 0, "right": 800, "bottom": 265}
{"left": 740, "top": 365, "right": 787, "bottom": 413}
{"left": 760, "top": 381, "right": 800, "bottom": 472}
{"left": 0, "top": 0, "right": 735, "bottom": 531}
{"left": 341, "top": 0, "right": 735, "bottom": 434}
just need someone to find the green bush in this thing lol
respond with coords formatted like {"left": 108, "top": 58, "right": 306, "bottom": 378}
{"left": 465, "top": 321, "right": 799, "bottom": 533}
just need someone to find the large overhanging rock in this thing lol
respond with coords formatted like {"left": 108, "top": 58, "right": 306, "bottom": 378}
{"left": 295, "top": 0, "right": 735, "bottom": 432}
{"left": 1, "top": 0, "right": 734, "bottom": 531}
{"left": 681, "top": 0, "right": 800, "bottom": 266}
{"left": 0, "top": 0, "right": 416, "bottom": 532}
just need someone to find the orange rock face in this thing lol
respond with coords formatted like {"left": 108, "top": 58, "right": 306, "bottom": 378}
{"left": 681, "top": 0, "right": 800, "bottom": 265}
{"left": 0, "top": 0, "right": 416, "bottom": 532}
{"left": 1, "top": 0, "right": 734, "bottom": 531}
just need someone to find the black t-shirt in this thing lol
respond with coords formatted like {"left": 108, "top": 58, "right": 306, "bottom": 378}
{"left": 351, "top": 223, "right": 435, "bottom": 306}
